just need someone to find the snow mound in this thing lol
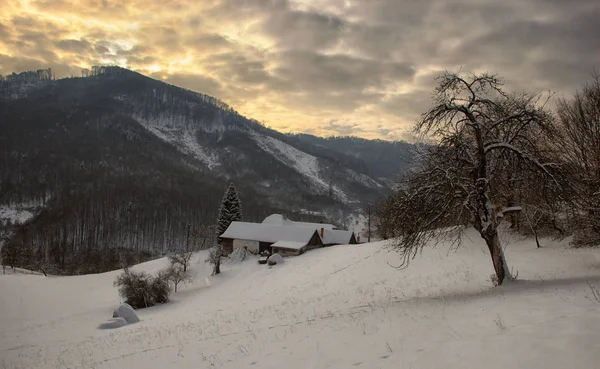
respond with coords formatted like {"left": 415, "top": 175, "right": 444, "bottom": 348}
{"left": 227, "top": 247, "right": 250, "bottom": 263}
{"left": 267, "top": 253, "right": 285, "bottom": 265}
{"left": 97, "top": 317, "right": 129, "bottom": 330}
{"left": 98, "top": 303, "right": 139, "bottom": 330}
{"left": 112, "top": 303, "right": 139, "bottom": 324}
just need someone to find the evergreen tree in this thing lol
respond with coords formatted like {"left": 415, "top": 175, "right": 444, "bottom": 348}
{"left": 217, "top": 183, "right": 243, "bottom": 238}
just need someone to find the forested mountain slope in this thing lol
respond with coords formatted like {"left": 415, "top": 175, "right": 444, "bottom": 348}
{"left": 0, "top": 67, "right": 413, "bottom": 273}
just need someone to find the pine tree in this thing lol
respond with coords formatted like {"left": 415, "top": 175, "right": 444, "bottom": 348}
{"left": 216, "top": 183, "right": 243, "bottom": 238}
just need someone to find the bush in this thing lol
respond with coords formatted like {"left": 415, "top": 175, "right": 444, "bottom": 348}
{"left": 114, "top": 268, "right": 170, "bottom": 309}
{"left": 150, "top": 273, "right": 170, "bottom": 303}
{"left": 573, "top": 226, "right": 600, "bottom": 247}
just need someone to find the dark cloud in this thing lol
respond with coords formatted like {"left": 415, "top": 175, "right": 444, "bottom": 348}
{"left": 0, "top": 54, "right": 46, "bottom": 75}
{"left": 0, "top": 23, "right": 10, "bottom": 39}
{"left": 263, "top": 9, "right": 346, "bottom": 50}
{"left": 11, "top": 16, "right": 39, "bottom": 29}
{"left": 187, "top": 34, "right": 231, "bottom": 49}
{"left": 0, "top": 54, "right": 79, "bottom": 77}
{"left": 207, "top": 0, "right": 289, "bottom": 20}
{"left": 3, "top": 0, "right": 600, "bottom": 140}
{"left": 94, "top": 43, "right": 110, "bottom": 54}
{"left": 55, "top": 39, "right": 92, "bottom": 53}
{"left": 325, "top": 120, "right": 362, "bottom": 136}
{"left": 272, "top": 51, "right": 414, "bottom": 92}
{"left": 157, "top": 72, "right": 223, "bottom": 98}
{"left": 203, "top": 51, "right": 271, "bottom": 85}
{"left": 137, "top": 26, "right": 182, "bottom": 52}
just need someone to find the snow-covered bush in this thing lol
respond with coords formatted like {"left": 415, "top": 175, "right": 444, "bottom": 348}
{"left": 206, "top": 245, "right": 223, "bottom": 275}
{"left": 228, "top": 247, "right": 249, "bottom": 263}
{"left": 114, "top": 268, "right": 170, "bottom": 309}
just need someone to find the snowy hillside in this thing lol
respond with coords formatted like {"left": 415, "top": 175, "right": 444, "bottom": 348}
{"left": 2, "top": 68, "right": 405, "bottom": 266}
{"left": 135, "top": 113, "right": 220, "bottom": 170}
{"left": 0, "top": 206, "right": 34, "bottom": 225}
{"left": 1, "top": 230, "right": 599, "bottom": 368}
{"left": 252, "top": 132, "right": 350, "bottom": 202}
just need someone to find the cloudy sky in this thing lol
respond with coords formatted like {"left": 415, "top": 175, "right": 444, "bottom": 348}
{"left": 1, "top": 0, "right": 599, "bottom": 140}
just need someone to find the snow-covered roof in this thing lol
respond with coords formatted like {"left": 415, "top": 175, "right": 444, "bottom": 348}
{"left": 220, "top": 222, "right": 318, "bottom": 244}
{"left": 271, "top": 241, "right": 307, "bottom": 250}
{"left": 322, "top": 229, "right": 355, "bottom": 245}
{"left": 262, "top": 214, "right": 335, "bottom": 230}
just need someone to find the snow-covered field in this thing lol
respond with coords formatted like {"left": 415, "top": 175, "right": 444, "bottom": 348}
{"left": 1, "top": 230, "right": 600, "bottom": 369}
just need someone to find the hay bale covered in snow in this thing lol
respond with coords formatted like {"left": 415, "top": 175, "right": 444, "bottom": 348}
{"left": 112, "top": 303, "right": 140, "bottom": 324}
{"left": 98, "top": 317, "right": 129, "bottom": 330}
{"left": 267, "top": 253, "right": 284, "bottom": 266}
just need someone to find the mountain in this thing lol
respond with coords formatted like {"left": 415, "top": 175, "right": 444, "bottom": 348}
{"left": 287, "top": 134, "right": 414, "bottom": 186}
{"left": 0, "top": 66, "right": 414, "bottom": 273}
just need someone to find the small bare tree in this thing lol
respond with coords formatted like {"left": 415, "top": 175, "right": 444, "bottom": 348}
{"left": 168, "top": 252, "right": 193, "bottom": 273}
{"left": 162, "top": 264, "right": 193, "bottom": 293}
{"left": 391, "top": 72, "right": 559, "bottom": 285}
{"left": 206, "top": 245, "right": 223, "bottom": 275}
{"left": 193, "top": 224, "right": 216, "bottom": 250}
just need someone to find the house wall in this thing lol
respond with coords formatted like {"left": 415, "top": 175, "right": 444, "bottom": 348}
{"left": 233, "top": 239, "right": 260, "bottom": 253}
{"left": 271, "top": 247, "right": 302, "bottom": 256}
{"left": 305, "top": 231, "right": 323, "bottom": 252}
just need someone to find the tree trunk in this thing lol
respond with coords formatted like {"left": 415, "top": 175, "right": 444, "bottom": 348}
{"left": 214, "top": 260, "right": 220, "bottom": 275}
{"left": 484, "top": 230, "right": 507, "bottom": 285}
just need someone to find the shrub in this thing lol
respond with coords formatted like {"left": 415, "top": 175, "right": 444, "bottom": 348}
{"left": 150, "top": 272, "right": 171, "bottom": 303}
{"left": 114, "top": 268, "right": 170, "bottom": 309}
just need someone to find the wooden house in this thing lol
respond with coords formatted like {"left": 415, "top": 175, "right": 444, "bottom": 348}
{"left": 219, "top": 222, "right": 323, "bottom": 256}
{"left": 219, "top": 214, "right": 357, "bottom": 256}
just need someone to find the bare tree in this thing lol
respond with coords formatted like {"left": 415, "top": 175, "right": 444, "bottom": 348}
{"left": 168, "top": 252, "right": 193, "bottom": 273}
{"left": 391, "top": 72, "right": 558, "bottom": 285}
{"left": 366, "top": 203, "right": 372, "bottom": 242}
{"left": 374, "top": 196, "right": 399, "bottom": 240}
{"left": 163, "top": 264, "right": 193, "bottom": 293}
{"left": 193, "top": 224, "right": 215, "bottom": 250}
{"left": 555, "top": 71, "right": 600, "bottom": 246}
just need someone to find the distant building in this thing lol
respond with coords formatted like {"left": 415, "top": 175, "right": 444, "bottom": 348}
{"left": 219, "top": 214, "right": 357, "bottom": 256}
{"left": 220, "top": 222, "right": 323, "bottom": 256}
